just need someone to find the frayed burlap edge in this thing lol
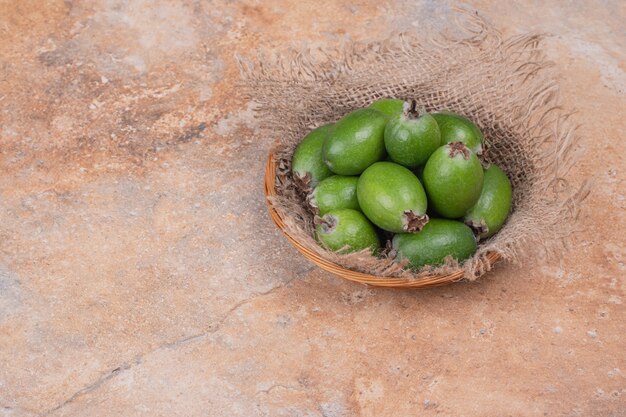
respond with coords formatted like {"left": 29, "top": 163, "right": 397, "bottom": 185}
{"left": 239, "top": 10, "right": 590, "bottom": 280}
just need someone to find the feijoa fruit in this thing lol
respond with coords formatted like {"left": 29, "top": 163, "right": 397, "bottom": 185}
{"left": 432, "top": 111, "right": 484, "bottom": 154}
{"left": 315, "top": 209, "right": 380, "bottom": 253}
{"left": 357, "top": 161, "right": 429, "bottom": 233}
{"left": 309, "top": 175, "right": 360, "bottom": 216}
{"left": 292, "top": 123, "right": 334, "bottom": 190}
{"left": 384, "top": 100, "right": 441, "bottom": 168}
{"left": 463, "top": 164, "right": 512, "bottom": 239}
{"left": 392, "top": 219, "right": 477, "bottom": 269}
{"left": 323, "top": 108, "right": 387, "bottom": 175}
{"left": 423, "top": 142, "right": 484, "bottom": 219}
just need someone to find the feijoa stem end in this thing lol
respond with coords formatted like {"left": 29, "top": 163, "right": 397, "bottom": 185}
{"left": 465, "top": 219, "right": 488, "bottom": 241}
{"left": 403, "top": 211, "right": 429, "bottom": 232}
{"left": 448, "top": 141, "right": 471, "bottom": 160}
{"left": 403, "top": 100, "right": 426, "bottom": 120}
{"left": 293, "top": 171, "right": 312, "bottom": 193}
{"left": 315, "top": 214, "right": 336, "bottom": 233}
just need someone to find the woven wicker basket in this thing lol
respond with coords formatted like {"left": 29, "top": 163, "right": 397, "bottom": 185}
{"left": 264, "top": 152, "right": 502, "bottom": 289}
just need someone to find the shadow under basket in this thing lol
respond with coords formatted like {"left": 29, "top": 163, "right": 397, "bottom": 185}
{"left": 264, "top": 153, "right": 502, "bottom": 289}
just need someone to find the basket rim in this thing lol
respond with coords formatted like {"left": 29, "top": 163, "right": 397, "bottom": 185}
{"left": 264, "top": 152, "right": 501, "bottom": 288}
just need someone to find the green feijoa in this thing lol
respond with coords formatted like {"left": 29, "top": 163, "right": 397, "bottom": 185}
{"left": 423, "top": 142, "right": 484, "bottom": 219}
{"left": 432, "top": 111, "right": 484, "bottom": 154}
{"left": 323, "top": 108, "right": 387, "bottom": 175}
{"left": 357, "top": 162, "right": 429, "bottom": 233}
{"left": 292, "top": 123, "right": 334, "bottom": 190}
{"left": 368, "top": 98, "right": 404, "bottom": 117}
{"left": 384, "top": 100, "right": 441, "bottom": 168}
{"left": 315, "top": 209, "right": 380, "bottom": 253}
{"left": 392, "top": 219, "right": 477, "bottom": 269}
{"left": 308, "top": 175, "right": 360, "bottom": 216}
{"left": 464, "top": 164, "right": 513, "bottom": 239}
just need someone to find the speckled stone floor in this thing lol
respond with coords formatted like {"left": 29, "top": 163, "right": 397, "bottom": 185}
{"left": 0, "top": 1, "right": 624, "bottom": 416}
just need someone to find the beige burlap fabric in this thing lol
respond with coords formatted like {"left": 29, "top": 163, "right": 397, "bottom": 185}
{"left": 239, "top": 12, "right": 589, "bottom": 280}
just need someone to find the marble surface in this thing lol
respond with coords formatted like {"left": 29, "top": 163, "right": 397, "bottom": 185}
{"left": 0, "top": 1, "right": 624, "bottom": 416}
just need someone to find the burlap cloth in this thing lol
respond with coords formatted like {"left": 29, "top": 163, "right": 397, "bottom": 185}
{"left": 239, "top": 11, "right": 589, "bottom": 280}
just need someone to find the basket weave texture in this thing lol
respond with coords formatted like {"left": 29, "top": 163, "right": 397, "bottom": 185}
{"left": 243, "top": 12, "right": 588, "bottom": 288}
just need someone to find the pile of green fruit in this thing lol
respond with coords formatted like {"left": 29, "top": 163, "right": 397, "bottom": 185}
{"left": 291, "top": 98, "right": 512, "bottom": 270}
